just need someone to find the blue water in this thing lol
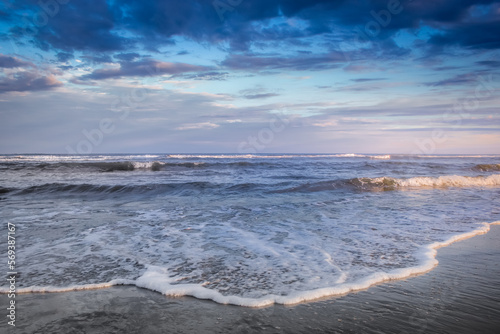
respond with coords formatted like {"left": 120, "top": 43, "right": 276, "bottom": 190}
{"left": 1, "top": 154, "right": 499, "bottom": 306}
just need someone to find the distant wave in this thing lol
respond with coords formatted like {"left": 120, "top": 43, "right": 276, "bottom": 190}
{"left": 0, "top": 160, "right": 287, "bottom": 172}
{"left": 166, "top": 154, "right": 391, "bottom": 159}
{"left": 42, "top": 161, "right": 166, "bottom": 172}
{"left": 0, "top": 155, "right": 161, "bottom": 162}
{"left": 276, "top": 174, "right": 500, "bottom": 193}
{"left": 1, "top": 161, "right": 183, "bottom": 172}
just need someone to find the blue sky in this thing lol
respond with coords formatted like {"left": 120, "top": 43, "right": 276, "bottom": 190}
{"left": 0, "top": 0, "right": 499, "bottom": 154}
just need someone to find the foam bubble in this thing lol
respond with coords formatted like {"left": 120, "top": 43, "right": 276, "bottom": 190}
{"left": 4, "top": 222, "right": 496, "bottom": 307}
{"left": 394, "top": 174, "right": 500, "bottom": 187}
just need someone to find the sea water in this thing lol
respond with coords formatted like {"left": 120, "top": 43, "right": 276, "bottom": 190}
{"left": 0, "top": 154, "right": 499, "bottom": 306}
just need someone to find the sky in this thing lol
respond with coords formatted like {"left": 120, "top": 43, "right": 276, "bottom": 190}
{"left": 0, "top": 0, "right": 499, "bottom": 154}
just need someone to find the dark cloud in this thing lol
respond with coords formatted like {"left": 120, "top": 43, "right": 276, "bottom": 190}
{"left": 428, "top": 20, "right": 500, "bottom": 50}
{"left": 56, "top": 52, "right": 73, "bottom": 62}
{"left": 221, "top": 52, "right": 346, "bottom": 71}
{"left": 475, "top": 60, "right": 500, "bottom": 67}
{"left": 351, "top": 78, "right": 386, "bottom": 82}
{"left": 114, "top": 53, "right": 141, "bottom": 62}
{"left": 80, "top": 58, "right": 210, "bottom": 80}
{"left": 81, "top": 54, "right": 114, "bottom": 64}
{"left": 58, "top": 65, "right": 74, "bottom": 71}
{"left": 0, "top": 9, "right": 11, "bottom": 20}
{"left": 4, "top": 0, "right": 500, "bottom": 57}
{"left": 0, "top": 71, "right": 62, "bottom": 93}
{"left": 243, "top": 93, "right": 280, "bottom": 99}
{"left": 431, "top": 66, "right": 461, "bottom": 71}
{"left": 222, "top": 38, "right": 409, "bottom": 72}
{"left": 8, "top": 0, "right": 131, "bottom": 52}
{"left": 424, "top": 73, "right": 485, "bottom": 87}
{"left": 0, "top": 54, "right": 33, "bottom": 68}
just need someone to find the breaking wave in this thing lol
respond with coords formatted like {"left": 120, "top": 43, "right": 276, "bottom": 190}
{"left": 473, "top": 164, "right": 500, "bottom": 172}
{"left": 277, "top": 174, "right": 500, "bottom": 193}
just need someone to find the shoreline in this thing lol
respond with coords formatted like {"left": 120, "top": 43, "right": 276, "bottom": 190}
{"left": 2, "top": 222, "right": 499, "bottom": 308}
{"left": 2, "top": 224, "right": 500, "bottom": 333}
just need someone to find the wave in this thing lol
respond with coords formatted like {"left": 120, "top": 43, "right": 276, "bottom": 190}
{"left": 9, "top": 174, "right": 500, "bottom": 196}
{"left": 0, "top": 155, "right": 161, "bottom": 162}
{"left": 416, "top": 155, "right": 500, "bottom": 158}
{"left": 0, "top": 160, "right": 292, "bottom": 173}
{"left": 277, "top": 174, "right": 500, "bottom": 193}
{"left": 10, "top": 181, "right": 280, "bottom": 196}
{"left": 131, "top": 222, "right": 497, "bottom": 306}
{"left": 15, "top": 182, "right": 222, "bottom": 196}
{"left": 166, "top": 154, "right": 391, "bottom": 159}
{"left": 4, "top": 222, "right": 499, "bottom": 307}
{"left": 1, "top": 161, "right": 184, "bottom": 172}
{"left": 473, "top": 164, "right": 500, "bottom": 172}
{"left": 0, "top": 186, "right": 12, "bottom": 194}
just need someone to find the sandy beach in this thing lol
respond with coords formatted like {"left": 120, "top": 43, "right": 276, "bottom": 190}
{"left": 2, "top": 224, "right": 499, "bottom": 333}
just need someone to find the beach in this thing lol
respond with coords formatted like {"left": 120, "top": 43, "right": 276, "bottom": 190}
{"left": 2, "top": 0, "right": 499, "bottom": 331}
{"left": 3, "top": 224, "right": 499, "bottom": 333}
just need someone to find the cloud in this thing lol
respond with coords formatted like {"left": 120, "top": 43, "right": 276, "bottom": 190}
{"left": 176, "top": 122, "right": 220, "bottom": 131}
{"left": 221, "top": 52, "right": 346, "bottom": 71}
{"left": 243, "top": 93, "right": 280, "bottom": 99}
{"left": 181, "top": 71, "right": 229, "bottom": 81}
{"left": 5, "top": 0, "right": 500, "bottom": 59}
{"left": 311, "top": 120, "right": 338, "bottom": 127}
{"left": 475, "top": 60, "right": 500, "bottom": 67}
{"left": 424, "top": 72, "right": 487, "bottom": 87}
{"left": 114, "top": 53, "right": 141, "bottom": 62}
{"left": 0, "top": 54, "right": 33, "bottom": 68}
{"left": 69, "top": 77, "right": 98, "bottom": 86}
{"left": 350, "top": 78, "right": 386, "bottom": 83}
{"left": 80, "top": 59, "right": 210, "bottom": 80}
{"left": 8, "top": 0, "right": 131, "bottom": 52}
{"left": 0, "top": 72, "right": 62, "bottom": 93}
{"left": 81, "top": 54, "right": 114, "bottom": 64}
{"left": 428, "top": 20, "right": 500, "bottom": 50}
{"left": 0, "top": 53, "right": 62, "bottom": 93}
{"left": 56, "top": 52, "right": 74, "bottom": 63}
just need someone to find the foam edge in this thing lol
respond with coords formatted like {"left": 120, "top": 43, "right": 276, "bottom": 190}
{"left": 1, "top": 222, "right": 499, "bottom": 307}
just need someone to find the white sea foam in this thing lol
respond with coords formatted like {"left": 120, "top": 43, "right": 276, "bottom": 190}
{"left": 4, "top": 222, "right": 497, "bottom": 307}
{"left": 9, "top": 279, "right": 135, "bottom": 294}
{"left": 417, "top": 155, "right": 500, "bottom": 158}
{"left": 0, "top": 154, "right": 160, "bottom": 163}
{"left": 131, "top": 161, "right": 165, "bottom": 169}
{"left": 130, "top": 221, "right": 498, "bottom": 306}
{"left": 391, "top": 174, "right": 500, "bottom": 188}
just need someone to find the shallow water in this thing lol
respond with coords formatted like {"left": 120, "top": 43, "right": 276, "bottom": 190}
{"left": 3, "top": 226, "right": 500, "bottom": 334}
{"left": 1, "top": 154, "right": 499, "bottom": 306}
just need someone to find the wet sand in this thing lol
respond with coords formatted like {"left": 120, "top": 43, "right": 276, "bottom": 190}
{"left": 2, "top": 225, "right": 500, "bottom": 333}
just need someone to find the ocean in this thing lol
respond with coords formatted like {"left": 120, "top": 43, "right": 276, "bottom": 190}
{"left": 1, "top": 154, "right": 499, "bottom": 307}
